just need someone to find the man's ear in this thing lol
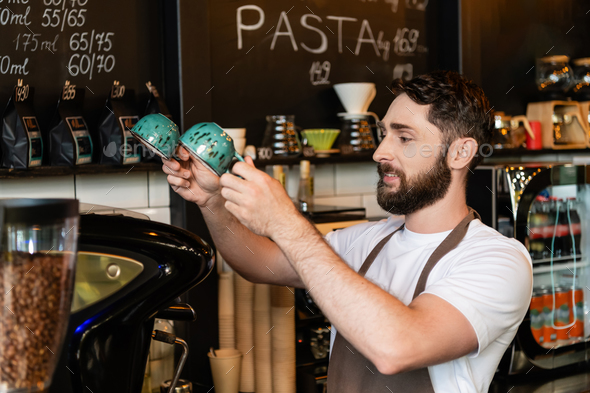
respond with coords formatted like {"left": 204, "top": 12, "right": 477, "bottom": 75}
{"left": 448, "top": 138, "right": 477, "bottom": 170}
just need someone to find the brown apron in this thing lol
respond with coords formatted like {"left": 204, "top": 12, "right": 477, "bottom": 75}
{"left": 327, "top": 208, "right": 481, "bottom": 393}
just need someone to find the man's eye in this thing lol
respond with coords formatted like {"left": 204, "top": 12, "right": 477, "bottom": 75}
{"left": 399, "top": 137, "right": 412, "bottom": 143}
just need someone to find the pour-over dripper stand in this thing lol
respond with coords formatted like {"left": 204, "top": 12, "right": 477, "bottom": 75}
{"left": 333, "top": 83, "right": 376, "bottom": 114}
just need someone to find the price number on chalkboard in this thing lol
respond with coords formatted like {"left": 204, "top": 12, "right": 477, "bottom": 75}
{"left": 67, "top": 53, "right": 115, "bottom": 79}
{"left": 43, "top": 0, "right": 89, "bottom": 6}
{"left": 42, "top": 8, "right": 86, "bottom": 31}
{"left": 309, "top": 61, "right": 331, "bottom": 86}
{"left": 15, "top": 84, "right": 29, "bottom": 102}
{"left": 70, "top": 32, "right": 114, "bottom": 52}
{"left": 62, "top": 81, "right": 76, "bottom": 100}
{"left": 392, "top": 28, "right": 419, "bottom": 55}
{"left": 111, "top": 82, "right": 125, "bottom": 99}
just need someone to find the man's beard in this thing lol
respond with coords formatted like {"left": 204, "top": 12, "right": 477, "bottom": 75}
{"left": 376, "top": 154, "right": 452, "bottom": 215}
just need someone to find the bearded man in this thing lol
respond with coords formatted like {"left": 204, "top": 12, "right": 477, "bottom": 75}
{"left": 163, "top": 71, "right": 532, "bottom": 392}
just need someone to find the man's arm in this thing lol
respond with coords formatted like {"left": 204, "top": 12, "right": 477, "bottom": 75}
{"left": 221, "top": 162, "right": 480, "bottom": 374}
{"left": 163, "top": 149, "right": 304, "bottom": 287}
{"left": 200, "top": 193, "right": 304, "bottom": 287}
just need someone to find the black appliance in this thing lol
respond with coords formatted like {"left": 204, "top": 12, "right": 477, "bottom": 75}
{"left": 468, "top": 164, "right": 590, "bottom": 390}
{"left": 48, "top": 210, "right": 214, "bottom": 393}
{"left": 296, "top": 205, "right": 368, "bottom": 393}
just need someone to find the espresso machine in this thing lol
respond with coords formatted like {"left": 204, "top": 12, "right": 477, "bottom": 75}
{"left": 526, "top": 56, "right": 590, "bottom": 150}
{"left": 0, "top": 199, "right": 214, "bottom": 393}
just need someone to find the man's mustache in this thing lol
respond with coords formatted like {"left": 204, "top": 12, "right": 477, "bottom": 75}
{"left": 378, "top": 164, "right": 404, "bottom": 178}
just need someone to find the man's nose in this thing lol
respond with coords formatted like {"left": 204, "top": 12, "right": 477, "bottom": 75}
{"left": 373, "top": 137, "right": 395, "bottom": 163}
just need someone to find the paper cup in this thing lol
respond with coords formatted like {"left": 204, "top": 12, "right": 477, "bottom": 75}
{"left": 208, "top": 349, "right": 242, "bottom": 393}
{"left": 271, "top": 286, "right": 296, "bottom": 393}
{"left": 223, "top": 128, "right": 247, "bottom": 139}
{"left": 254, "top": 284, "right": 273, "bottom": 393}
{"left": 233, "top": 137, "right": 246, "bottom": 155}
{"left": 234, "top": 274, "right": 255, "bottom": 392}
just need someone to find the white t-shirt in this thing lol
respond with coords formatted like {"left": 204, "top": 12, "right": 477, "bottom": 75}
{"left": 325, "top": 216, "right": 533, "bottom": 393}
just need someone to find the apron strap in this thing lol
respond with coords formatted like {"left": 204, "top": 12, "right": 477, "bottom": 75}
{"left": 357, "top": 223, "right": 405, "bottom": 278}
{"left": 356, "top": 207, "right": 480, "bottom": 294}
{"left": 412, "top": 208, "right": 480, "bottom": 299}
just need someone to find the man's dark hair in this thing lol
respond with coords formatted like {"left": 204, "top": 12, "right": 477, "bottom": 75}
{"left": 390, "top": 70, "right": 494, "bottom": 170}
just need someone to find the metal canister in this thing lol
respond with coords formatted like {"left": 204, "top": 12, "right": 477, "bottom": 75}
{"left": 542, "top": 288, "right": 556, "bottom": 345}
{"left": 569, "top": 287, "right": 584, "bottom": 339}
{"left": 530, "top": 288, "right": 545, "bottom": 344}
{"left": 554, "top": 287, "right": 570, "bottom": 343}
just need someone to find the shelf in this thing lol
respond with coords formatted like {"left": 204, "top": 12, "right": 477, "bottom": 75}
{"left": 253, "top": 151, "right": 375, "bottom": 168}
{"left": 0, "top": 161, "right": 163, "bottom": 179}
{"left": 252, "top": 147, "right": 590, "bottom": 168}
{"left": 5, "top": 147, "right": 589, "bottom": 179}
{"left": 489, "top": 148, "right": 587, "bottom": 157}
{"left": 532, "top": 255, "right": 585, "bottom": 265}
{"left": 483, "top": 148, "right": 590, "bottom": 164}
{"left": 533, "top": 259, "right": 589, "bottom": 274}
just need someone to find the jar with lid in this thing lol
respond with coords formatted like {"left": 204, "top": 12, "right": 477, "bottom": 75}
{"left": 0, "top": 199, "right": 79, "bottom": 393}
{"left": 571, "top": 58, "right": 590, "bottom": 101}
{"left": 536, "top": 55, "right": 574, "bottom": 100}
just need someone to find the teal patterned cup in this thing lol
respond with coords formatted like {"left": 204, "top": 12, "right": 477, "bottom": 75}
{"left": 130, "top": 113, "right": 180, "bottom": 160}
{"left": 179, "top": 122, "right": 245, "bottom": 176}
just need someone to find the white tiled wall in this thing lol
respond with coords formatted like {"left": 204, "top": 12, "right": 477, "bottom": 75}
{"left": 148, "top": 171, "right": 170, "bottom": 207}
{"left": 1, "top": 163, "right": 384, "bottom": 224}
{"left": 0, "top": 176, "right": 75, "bottom": 199}
{"left": 269, "top": 162, "right": 390, "bottom": 219}
{"left": 0, "top": 171, "right": 171, "bottom": 224}
{"left": 76, "top": 173, "right": 149, "bottom": 209}
{"left": 335, "top": 163, "right": 379, "bottom": 194}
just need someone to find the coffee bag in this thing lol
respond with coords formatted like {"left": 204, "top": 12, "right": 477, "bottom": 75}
{"left": 47, "top": 81, "right": 93, "bottom": 166}
{"left": 1, "top": 80, "right": 43, "bottom": 169}
{"left": 97, "top": 81, "right": 141, "bottom": 165}
{"left": 145, "top": 81, "right": 172, "bottom": 119}
{"left": 143, "top": 82, "right": 173, "bottom": 162}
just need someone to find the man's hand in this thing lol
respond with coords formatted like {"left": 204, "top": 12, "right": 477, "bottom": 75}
{"left": 162, "top": 146, "right": 223, "bottom": 207}
{"left": 219, "top": 157, "right": 299, "bottom": 238}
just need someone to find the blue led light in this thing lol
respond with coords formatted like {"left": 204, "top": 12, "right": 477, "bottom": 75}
{"left": 74, "top": 316, "right": 96, "bottom": 334}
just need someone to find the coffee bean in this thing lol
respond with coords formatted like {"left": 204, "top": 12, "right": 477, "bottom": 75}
{"left": 1, "top": 251, "right": 74, "bottom": 390}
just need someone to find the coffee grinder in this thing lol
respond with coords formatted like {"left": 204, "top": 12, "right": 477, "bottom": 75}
{"left": 0, "top": 199, "right": 80, "bottom": 393}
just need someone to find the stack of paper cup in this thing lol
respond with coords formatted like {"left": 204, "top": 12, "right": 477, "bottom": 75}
{"left": 271, "top": 286, "right": 296, "bottom": 393}
{"left": 234, "top": 273, "right": 255, "bottom": 392}
{"left": 218, "top": 271, "right": 235, "bottom": 349}
{"left": 224, "top": 128, "right": 247, "bottom": 155}
{"left": 208, "top": 348, "right": 242, "bottom": 393}
{"left": 253, "top": 284, "right": 273, "bottom": 393}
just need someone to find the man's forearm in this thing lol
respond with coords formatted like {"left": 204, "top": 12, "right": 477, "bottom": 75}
{"left": 200, "top": 195, "right": 302, "bottom": 287}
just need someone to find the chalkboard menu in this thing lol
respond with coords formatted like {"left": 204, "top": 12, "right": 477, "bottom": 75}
{"left": 0, "top": 0, "right": 163, "bottom": 135}
{"left": 203, "top": 0, "right": 451, "bottom": 145}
